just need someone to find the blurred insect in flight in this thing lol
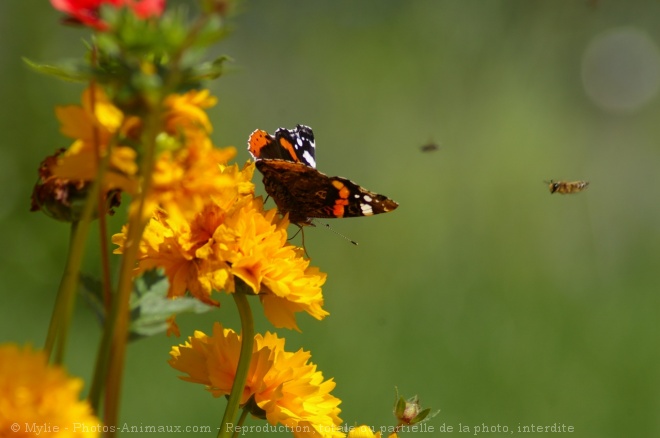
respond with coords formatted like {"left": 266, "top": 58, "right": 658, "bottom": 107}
{"left": 545, "top": 180, "right": 589, "bottom": 194}
{"left": 420, "top": 142, "right": 440, "bottom": 153}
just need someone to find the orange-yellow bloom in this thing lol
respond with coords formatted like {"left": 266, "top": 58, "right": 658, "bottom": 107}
{"left": 103, "top": 86, "right": 326, "bottom": 328}
{"left": 147, "top": 89, "right": 244, "bottom": 218}
{"left": 54, "top": 139, "right": 139, "bottom": 194}
{"left": 0, "top": 344, "right": 101, "bottom": 437}
{"left": 52, "top": 86, "right": 139, "bottom": 194}
{"left": 346, "top": 425, "right": 397, "bottom": 438}
{"left": 170, "top": 323, "right": 344, "bottom": 438}
{"left": 56, "top": 86, "right": 127, "bottom": 144}
{"left": 113, "top": 192, "right": 328, "bottom": 329}
{"left": 149, "top": 142, "right": 243, "bottom": 220}
{"left": 51, "top": 87, "right": 229, "bottom": 203}
{"left": 163, "top": 89, "right": 217, "bottom": 141}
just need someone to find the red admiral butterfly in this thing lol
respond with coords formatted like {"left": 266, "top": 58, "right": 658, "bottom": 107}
{"left": 248, "top": 125, "right": 398, "bottom": 225}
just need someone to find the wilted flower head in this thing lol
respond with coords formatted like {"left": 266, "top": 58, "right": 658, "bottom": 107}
{"left": 30, "top": 148, "right": 122, "bottom": 222}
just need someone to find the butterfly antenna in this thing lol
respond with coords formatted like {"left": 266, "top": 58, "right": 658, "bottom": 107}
{"left": 289, "top": 226, "right": 302, "bottom": 240}
{"left": 312, "top": 220, "right": 359, "bottom": 246}
{"left": 288, "top": 225, "right": 311, "bottom": 258}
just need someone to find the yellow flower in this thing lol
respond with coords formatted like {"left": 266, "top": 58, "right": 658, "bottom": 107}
{"left": 346, "top": 426, "right": 398, "bottom": 438}
{"left": 103, "top": 87, "right": 325, "bottom": 327}
{"left": 210, "top": 195, "right": 328, "bottom": 329}
{"left": 54, "top": 139, "right": 139, "bottom": 195}
{"left": 347, "top": 426, "right": 377, "bottom": 438}
{"left": 52, "top": 86, "right": 139, "bottom": 195}
{"left": 55, "top": 86, "right": 128, "bottom": 145}
{"left": 170, "top": 323, "right": 344, "bottom": 438}
{"left": 0, "top": 344, "right": 101, "bottom": 438}
{"left": 163, "top": 89, "right": 217, "bottom": 141}
{"left": 51, "top": 88, "right": 225, "bottom": 201}
{"left": 149, "top": 140, "right": 244, "bottom": 220}
{"left": 148, "top": 89, "right": 245, "bottom": 219}
{"left": 113, "top": 192, "right": 328, "bottom": 329}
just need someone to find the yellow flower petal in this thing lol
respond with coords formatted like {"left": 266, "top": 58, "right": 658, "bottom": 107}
{"left": 164, "top": 89, "right": 218, "bottom": 140}
{"left": 0, "top": 344, "right": 101, "bottom": 437}
{"left": 55, "top": 86, "right": 122, "bottom": 144}
{"left": 347, "top": 425, "right": 382, "bottom": 438}
{"left": 117, "top": 193, "right": 328, "bottom": 326}
{"left": 170, "top": 324, "right": 343, "bottom": 437}
{"left": 53, "top": 140, "right": 139, "bottom": 195}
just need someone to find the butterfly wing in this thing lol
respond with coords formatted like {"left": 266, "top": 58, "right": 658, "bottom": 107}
{"left": 248, "top": 125, "right": 316, "bottom": 168}
{"left": 256, "top": 160, "right": 398, "bottom": 224}
{"left": 274, "top": 124, "right": 316, "bottom": 168}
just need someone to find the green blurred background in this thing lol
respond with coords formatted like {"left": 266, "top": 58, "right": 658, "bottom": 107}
{"left": 1, "top": 1, "right": 659, "bottom": 436}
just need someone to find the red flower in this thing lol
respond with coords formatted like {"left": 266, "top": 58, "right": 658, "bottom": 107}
{"left": 51, "top": 0, "right": 165, "bottom": 30}
{"left": 125, "top": 0, "right": 165, "bottom": 18}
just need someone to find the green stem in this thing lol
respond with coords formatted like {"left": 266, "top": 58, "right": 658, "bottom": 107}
{"left": 218, "top": 288, "right": 254, "bottom": 438}
{"left": 44, "top": 222, "right": 79, "bottom": 361}
{"left": 232, "top": 409, "right": 250, "bottom": 438}
{"left": 44, "top": 169, "right": 101, "bottom": 364}
{"left": 97, "top": 105, "right": 160, "bottom": 432}
{"left": 88, "top": 75, "right": 114, "bottom": 314}
{"left": 82, "top": 123, "right": 119, "bottom": 412}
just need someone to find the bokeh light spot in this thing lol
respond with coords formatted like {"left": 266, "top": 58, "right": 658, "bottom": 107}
{"left": 582, "top": 27, "right": 660, "bottom": 113}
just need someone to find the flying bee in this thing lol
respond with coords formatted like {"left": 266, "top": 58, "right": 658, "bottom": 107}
{"left": 545, "top": 180, "right": 589, "bottom": 194}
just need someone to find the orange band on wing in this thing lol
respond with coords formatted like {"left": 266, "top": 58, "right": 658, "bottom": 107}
{"left": 277, "top": 138, "right": 300, "bottom": 162}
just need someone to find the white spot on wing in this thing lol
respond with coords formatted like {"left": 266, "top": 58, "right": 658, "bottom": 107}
{"left": 302, "top": 150, "right": 316, "bottom": 168}
{"left": 361, "top": 203, "right": 374, "bottom": 215}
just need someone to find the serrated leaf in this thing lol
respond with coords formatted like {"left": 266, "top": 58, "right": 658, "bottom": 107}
{"left": 132, "top": 269, "right": 169, "bottom": 297}
{"left": 78, "top": 269, "right": 214, "bottom": 341}
{"left": 129, "top": 295, "right": 212, "bottom": 339}
{"left": 22, "top": 57, "right": 89, "bottom": 82}
{"left": 129, "top": 269, "right": 214, "bottom": 340}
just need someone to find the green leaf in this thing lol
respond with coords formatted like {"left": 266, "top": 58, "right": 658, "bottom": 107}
{"left": 128, "top": 269, "right": 215, "bottom": 340}
{"left": 411, "top": 408, "right": 431, "bottom": 424}
{"left": 188, "top": 55, "right": 232, "bottom": 81}
{"left": 79, "top": 270, "right": 215, "bottom": 341}
{"left": 395, "top": 396, "right": 407, "bottom": 418}
{"left": 22, "top": 57, "right": 89, "bottom": 82}
{"left": 417, "top": 408, "right": 441, "bottom": 424}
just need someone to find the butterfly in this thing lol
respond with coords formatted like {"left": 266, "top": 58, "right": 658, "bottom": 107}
{"left": 248, "top": 124, "right": 398, "bottom": 225}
